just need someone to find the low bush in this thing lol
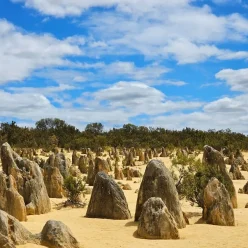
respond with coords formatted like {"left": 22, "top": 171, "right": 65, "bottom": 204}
{"left": 63, "top": 175, "right": 86, "bottom": 204}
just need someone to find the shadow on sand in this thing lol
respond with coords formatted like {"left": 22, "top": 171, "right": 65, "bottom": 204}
{"left": 125, "top": 221, "right": 138, "bottom": 227}
{"left": 184, "top": 211, "right": 202, "bottom": 219}
{"left": 133, "top": 230, "right": 139, "bottom": 238}
{"left": 195, "top": 217, "right": 206, "bottom": 224}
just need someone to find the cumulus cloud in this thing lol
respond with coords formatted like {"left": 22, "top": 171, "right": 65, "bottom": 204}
{"left": 94, "top": 81, "right": 202, "bottom": 115}
{"left": 0, "top": 90, "right": 52, "bottom": 113}
{"left": 0, "top": 18, "right": 178, "bottom": 87}
{"left": 78, "top": 2, "right": 248, "bottom": 63}
{"left": 204, "top": 96, "right": 247, "bottom": 113}
{"left": 0, "top": 19, "right": 83, "bottom": 84}
{"left": 162, "top": 80, "right": 188, "bottom": 86}
{"left": 151, "top": 112, "right": 211, "bottom": 130}
{"left": 0, "top": 89, "right": 130, "bottom": 124}
{"left": 99, "top": 62, "right": 170, "bottom": 83}
{"left": 8, "top": 83, "right": 79, "bottom": 97}
{"left": 29, "top": 62, "right": 172, "bottom": 87}
{"left": 147, "top": 91, "right": 248, "bottom": 134}
{"left": 216, "top": 68, "right": 248, "bottom": 92}
{"left": 3, "top": 0, "right": 248, "bottom": 134}
{"left": 11, "top": 0, "right": 191, "bottom": 17}
{"left": 2, "top": 80, "right": 248, "bottom": 133}
{"left": 95, "top": 81, "right": 164, "bottom": 104}
{"left": 0, "top": 82, "right": 203, "bottom": 126}
{"left": 9, "top": 1, "right": 248, "bottom": 64}
{"left": 33, "top": 69, "right": 88, "bottom": 84}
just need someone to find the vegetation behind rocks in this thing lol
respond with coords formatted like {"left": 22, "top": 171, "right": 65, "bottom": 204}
{"left": 1, "top": 118, "right": 248, "bottom": 151}
{"left": 171, "top": 153, "right": 236, "bottom": 208}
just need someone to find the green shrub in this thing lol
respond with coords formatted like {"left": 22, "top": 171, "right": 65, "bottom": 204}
{"left": 171, "top": 153, "right": 231, "bottom": 208}
{"left": 63, "top": 175, "right": 86, "bottom": 203}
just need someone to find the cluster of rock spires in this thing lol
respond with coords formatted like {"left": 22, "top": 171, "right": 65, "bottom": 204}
{"left": 0, "top": 142, "right": 245, "bottom": 243}
{"left": 43, "top": 152, "right": 71, "bottom": 198}
{"left": 64, "top": 146, "right": 171, "bottom": 189}
{"left": 0, "top": 210, "right": 81, "bottom": 248}
{"left": 134, "top": 145, "right": 239, "bottom": 239}
{"left": 0, "top": 143, "right": 82, "bottom": 247}
{"left": 0, "top": 142, "right": 51, "bottom": 221}
{"left": 224, "top": 149, "right": 247, "bottom": 180}
{"left": 84, "top": 157, "right": 187, "bottom": 239}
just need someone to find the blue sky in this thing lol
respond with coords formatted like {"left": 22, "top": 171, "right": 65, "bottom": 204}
{"left": 1, "top": 0, "right": 248, "bottom": 132}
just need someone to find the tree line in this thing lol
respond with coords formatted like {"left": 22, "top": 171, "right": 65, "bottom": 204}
{"left": 1, "top": 118, "right": 248, "bottom": 151}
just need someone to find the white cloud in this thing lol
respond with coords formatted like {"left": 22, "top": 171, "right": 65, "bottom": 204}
{"left": 227, "top": 13, "right": 248, "bottom": 34}
{"left": 204, "top": 96, "right": 247, "bottom": 113}
{"left": 3, "top": 81, "right": 248, "bottom": 133}
{"left": 8, "top": 84, "right": 78, "bottom": 96}
{"left": 151, "top": 112, "right": 211, "bottom": 130}
{"left": 41, "top": 17, "right": 50, "bottom": 23}
{"left": 151, "top": 100, "right": 248, "bottom": 133}
{"left": 10, "top": 0, "right": 248, "bottom": 65}
{"left": 3, "top": 0, "right": 248, "bottom": 135}
{"left": 0, "top": 18, "right": 179, "bottom": 87}
{"left": 0, "top": 89, "right": 131, "bottom": 124}
{"left": 0, "top": 90, "right": 51, "bottom": 112}
{"left": 32, "top": 61, "right": 172, "bottom": 87}
{"left": 164, "top": 39, "right": 219, "bottom": 64}
{"left": 148, "top": 91, "right": 248, "bottom": 133}
{"left": 79, "top": 3, "right": 248, "bottom": 63}
{"left": 99, "top": 61, "right": 170, "bottom": 83}
{"left": 95, "top": 81, "right": 164, "bottom": 103}
{"left": 163, "top": 80, "right": 187, "bottom": 86}
{"left": 11, "top": 0, "right": 191, "bottom": 17}
{"left": 216, "top": 68, "right": 248, "bottom": 92}
{"left": 164, "top": 39, "right": 248, "bottom": 64}
{"left": 200, "top": 82, "right": 223, "bottom": 88}
{"left": 0, "top": 19, "right": 83, "bottom": 84}
{"left": 94, "top": 81, "right": 202, "bottom": 115}
{"left": 0, "top": 81, "right": 203, "bottom": 126}
{"left": 33, "top": 69, "right": 88, "bottom": 84}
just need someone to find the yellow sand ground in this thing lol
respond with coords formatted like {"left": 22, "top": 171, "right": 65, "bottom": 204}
{"left": 16, "top": 153, "right": 248, "bottom": 248}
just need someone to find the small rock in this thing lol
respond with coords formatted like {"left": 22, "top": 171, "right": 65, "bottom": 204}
{"left": 238, "top": 188, "right": 244, "bottom": 194}
{"left": 243, "top": 181, "right": 248, "bottom": 194}
{"left": 122, "top": 184, "right": 132, "bottom": 190}
{"left": 40, "top": 220, "right": 81, "bottom": 248}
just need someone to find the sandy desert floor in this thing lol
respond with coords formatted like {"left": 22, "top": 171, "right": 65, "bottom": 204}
{"left": 17, "top": 154, "right": 248, "bottom": 248}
